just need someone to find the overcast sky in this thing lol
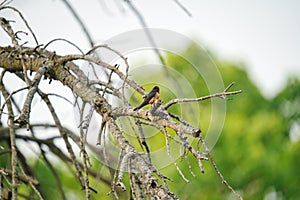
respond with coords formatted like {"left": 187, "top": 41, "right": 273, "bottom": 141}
{"left": 6, "top": 0, "right": 300, "bottom": 98}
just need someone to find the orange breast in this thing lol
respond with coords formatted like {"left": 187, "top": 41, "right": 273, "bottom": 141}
{"left": 149, "top": 92, "right": 160, "bottom": 104}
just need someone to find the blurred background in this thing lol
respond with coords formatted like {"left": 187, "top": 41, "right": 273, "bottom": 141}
{"left": 1, "top": 0, "right": 299, "bottom": 199}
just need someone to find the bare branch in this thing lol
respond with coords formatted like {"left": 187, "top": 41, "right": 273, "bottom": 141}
{"left": 0, "top": 168, "right": 39, "bottom": 186}
{"left": 124, "top": 0, "right": 166, "bottom": 65}
{"left": 172, "top": 0, "right": 192, "bottom": 17}
{"left": 163, "top": 82, "right": 243, "bottom": 109}
{"left": 14, "top": 62, "right": 52, "bottom": 129}
{"left": 198, "top": 137, "right": 243, "bottom": 200}
{"left": 60, "top": 0, "right": 94, "bottom": 47}
{"left": 113, "top": 106, "right": 201, "bottom": 137}
{"left": 44, "top": 38, "right": 85, "bottom": 54}
{"left": 0, "top": 71, "right": 18, "bottom": 199}
{"left": 0, "top": 6, "right": 39, "bottom": 45}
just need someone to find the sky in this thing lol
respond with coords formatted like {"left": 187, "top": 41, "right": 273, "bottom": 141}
{"left": 3, "top": 0, "right": 300, "bottom": 98}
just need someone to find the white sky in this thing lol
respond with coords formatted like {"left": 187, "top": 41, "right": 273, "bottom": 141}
{"left": 4, "top": 0, "right": 300, "bottom": 98}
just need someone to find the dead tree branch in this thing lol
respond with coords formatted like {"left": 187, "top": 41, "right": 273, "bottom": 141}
{"left": 163, "top": 82, "right": 242, "bottom": 109}
{"left": 0, "top": 5, "right": 243, "bottom": 199}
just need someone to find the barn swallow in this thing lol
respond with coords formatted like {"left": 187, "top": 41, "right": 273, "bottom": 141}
{"left": 134, "top": 86, "right": 160, "bottom": 111}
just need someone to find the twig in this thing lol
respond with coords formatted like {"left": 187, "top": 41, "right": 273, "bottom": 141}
{"left": 108, "top": 149, "right": 125, "bottom": 199}
{"left": 185, "top": 156, "right": 195, "bottom": 177}
{"left": 0, "top": 17, "right": 19, "bottom": 47}
{"left": 176, "top": 131, "right": 205, "bottom": 173}
{"left": 43, "top": 38, "right": 84, "bottom": 54}
{"left": 0, "top": 0, "right": 12, "bottom": 7}
{"left": 108, "top": 119, "right": 178, "bottom": 199}
{"left": 0, "top": 86, "right": 29, "bottom": 119}
{"left": 56, "top": 53, "right": 145, "bottom": 95}
{"left": 41, "top": 149, "right": 67, "bottom": 200}
{"left": 172, "top": 0, "right": 192, "bottom": 17}
{"left": 198, "top": 137, "right": 243, "bottom": 200}
{"left": 162, "top": 127, "right": 189, "bottom": 182}
{"left": 86, "top": 44, "right": 133, "bottom": 99}
{"left": 37, "top": 89, "right": 86, "bottom": 192}
{"left": 135, "top": 119, "right": 151, "bottom": 161}
{"left": 60, "top": 0, "right": 94, "bottom": 47}
{"left": 46, "top": 93, "right": 73, "bottom": 105}
{"left": 96, "top": 117, "right": 106, "bottom": 145}
{"left": 101, "top": 64, "right": 116, "bottom": 98}
{"left": 163, "top": 82, "right": 242, "bottom": 109}
{"left": 0, "top": 71, "right": 18, "bottom": 199}
{"left": 0, "top": 168, "right": 38, "bottom": 186}
{"left": 14, "top": 62, "right": 52, "bottom": 129}
{"left": 117, "top": 152, "right": 134, "bottom": 191}
{"left": 124, "top": 0, "right": 166, "bottom": 66}
{"left": 78, "top": 103, "right": 91, "bottom": 199}
{"left": 18, "top": 163, "right": 44, "bottom": 199}
{"left": 0, "top": 6, "right": 38, "bottom": 45}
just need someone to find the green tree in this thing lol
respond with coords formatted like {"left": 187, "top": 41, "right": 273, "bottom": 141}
{"left": 164, "top": 46, "right": 300, "bottom": 199}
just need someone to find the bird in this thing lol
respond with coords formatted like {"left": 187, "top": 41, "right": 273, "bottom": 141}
{"left": 133, "top": 86, "right": 160, "bottom": 111}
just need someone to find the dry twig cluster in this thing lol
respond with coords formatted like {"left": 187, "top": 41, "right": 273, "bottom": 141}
{"left": 0, "top": 2, "right": 243, "bottom": 200}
